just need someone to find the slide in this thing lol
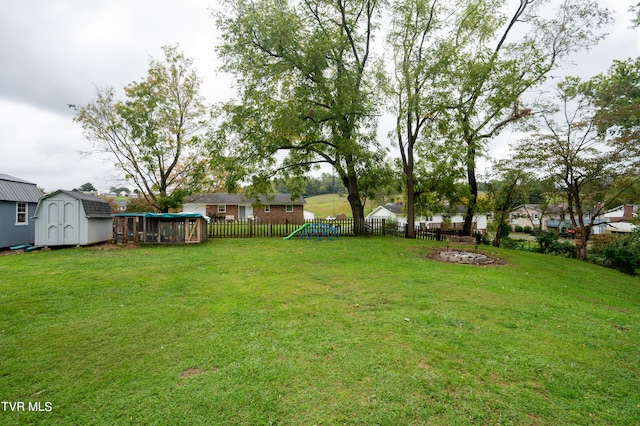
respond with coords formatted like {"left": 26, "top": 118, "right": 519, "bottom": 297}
{"left": 283, "top": 223, "right": 311, "bottom": 240}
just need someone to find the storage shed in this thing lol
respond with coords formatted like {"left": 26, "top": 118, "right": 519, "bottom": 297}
{"left": 0, "top": 173, "right": 43, "bottom": 248}
{"left": 113, "top": 212, "right": 208, "bottom": 244}
{"left": 34, "top": 190, "right": 113, "bottom": 247}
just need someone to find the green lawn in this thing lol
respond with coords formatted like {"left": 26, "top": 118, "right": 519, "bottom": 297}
{"left": 1, "top": 238, "right": 639, "bottom": 425}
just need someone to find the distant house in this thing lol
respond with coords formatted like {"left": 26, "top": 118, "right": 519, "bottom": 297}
{"left": 366, "top": 203, "right": 404, "bottom": 221}
{"left": 0, "top": 173, "right": 42, "bottom": 248}
{"left": 509, "top": 204, "right": 573, "bottom": 232}
{"left": 421, "top": 205, "right": 487, "bottom": 233}
{"left": 183, "top": 193, "right": 306, "bottom": 223}
{"left": 34, "top": 190, "right": 113, "bottom": 247}
{"left": 366, "top": 203, "right": 488, "bottom": 233}
{"left": 593, "top": 204, "right": 638, "bottom": 234}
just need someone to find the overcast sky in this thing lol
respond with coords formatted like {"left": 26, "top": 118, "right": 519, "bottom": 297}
{"left": 1, "top": 0, "right": 639, "bottom": 192}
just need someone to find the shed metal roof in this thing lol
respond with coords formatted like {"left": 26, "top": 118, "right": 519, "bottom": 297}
{"left": 0, "top": 173, "right": 42, "bottom": 203}
{"left": 187, "top": 193, "right": 306, "bottom": 205}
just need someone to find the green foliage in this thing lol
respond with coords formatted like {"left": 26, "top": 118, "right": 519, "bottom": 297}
{"left": 515, "top": 75, "right": 638, "bottom": 258}
{"left": 499, "top": 236, "right": 527, "bottom": 250}
{"left": 535, "top": 231, "right": 577, "bottom": 258}
{"left": 589, "top": 229, "right": 640, "bottom": 276}
{"left": 73, "top": 182, "right": 96, "bottom": 192}
{"left": 216, "top": 0, "right": 384, "bottom": 223}
{"left": 536, "top": 231, "right": 559, "bottom": 254}
{"left": 110, "top": 186, "right": 130, "bottom": 194}
{"left": 514, "top": 225, "right": 523, "bottom": 232}
{"left": 587, "top": 57, "right": 640, "bottom": 166}
{"left": 72, "top": 45, "right": 219, "bottom": 212}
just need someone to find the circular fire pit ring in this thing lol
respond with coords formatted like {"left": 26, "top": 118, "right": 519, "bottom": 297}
{"left": 439, "top": 250, "right": 488, "bottom": 264}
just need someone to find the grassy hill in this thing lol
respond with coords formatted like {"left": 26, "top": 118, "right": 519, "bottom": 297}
{"left": 304, "top": 193, "right": 352, "bottom": 218}
{"left": 304, "top": 193, "right": 380, "bottom": 218}
{"left": 1, "top": 238, "right": 639, "bottom": 424}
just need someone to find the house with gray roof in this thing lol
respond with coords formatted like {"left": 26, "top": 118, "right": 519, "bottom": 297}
{"left": 183, "top": 193, "right": 306, "bottom": 223}
{"left": 0, "top": 173, "right": 43, "bottom": 248}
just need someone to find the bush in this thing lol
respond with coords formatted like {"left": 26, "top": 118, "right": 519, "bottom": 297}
{"left": 514, "top": 225, "right": 523, "bottom": 232}
{"left": 553, "top": 241, "right": 577, "bottom": 258}
{"left": 589, "top": 229, "right": 640, "bottom": 276}
{"left": 474, "top": 231, "right": 491, "bottom": 246}
{"left": 523, "top": 226, "right": 532, "bottom": 234}
{"left": 500, "top": 236, "right": 527, "bottom": 250}
{"left": 536, "top": 231, "right": 559, "bottom": 254}
{"left": 535, "top": 231, "right": 577, "bottom": 258}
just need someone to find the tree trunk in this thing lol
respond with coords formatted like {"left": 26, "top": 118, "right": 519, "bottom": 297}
{"left": 344, "top": 174, "right": 366, "bottom": 235}
{"left": 575, "top": 226, "right": 590, "bottom": 261}
{"left": 492, "top": 220, "right": 503, "bottom": 247}
{"left": 463, "top": 154, "right": 478, "bottom": 236}
{"left": 405, "top": 170, "right": 416, "bottom": 239}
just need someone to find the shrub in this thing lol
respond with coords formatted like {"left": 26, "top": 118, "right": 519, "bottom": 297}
{"left": 553, "top": 241, "right": 577, "bottom": 258}
{"left": 515, "top": 225, "right": 523, "bottom": 232}
{"left": 500, "top": 236, "right": 527, "bottom": 251}
{"left": 523, "top": 226, "right": 532, "bottom": 234}
{"left": 536, "top": 231, "right": 559, "bottom": 254}
{"left": 589, "top": 229, "right": 640, "bottom": 276}
{"left": 535, "top": 231, "right": 577, "bottom": 258}
{"left": 474, "top": 231, "right": 491, "bottom": 245}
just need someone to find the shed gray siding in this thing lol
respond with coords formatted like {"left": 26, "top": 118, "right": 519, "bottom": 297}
{"left": 0, "top": 174, "right": 42, "bottom": 248}
{"left": 0, "top": 201, "right": 38, "bottom": 248}
{"left": 34, "top": 190, "right": 113, "bottom": 246}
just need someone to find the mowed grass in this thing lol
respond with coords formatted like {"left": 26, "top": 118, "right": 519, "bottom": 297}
{"left": 1, "top": 238, "right": 639, "bottom": 425}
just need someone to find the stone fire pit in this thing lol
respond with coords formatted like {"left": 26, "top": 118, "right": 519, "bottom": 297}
{"left": 439, "top": 250, "right": 488, "bottom": 264}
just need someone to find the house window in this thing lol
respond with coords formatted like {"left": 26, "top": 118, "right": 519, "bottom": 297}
{"left": 264, "top": 205, "right": 270, "bottom": 213}
{"left": 16, "top": 203, "right": 27, "bottom": 225}
{"left": 217, "top": 205, "right": 226, "bottom": 213}
{"left": 533, "top": 214, "right": 538, "bottom": 219}
{"left": 286, "top": 205, "right": 293, "bottom": 213}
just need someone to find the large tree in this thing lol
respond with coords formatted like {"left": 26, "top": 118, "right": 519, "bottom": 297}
{"left": 72, "top": 46, "right": 218, "bottom": 212}
{"left": 216, "top": 0, "right": 384, "bottom": 232}
{"left": 385, "top": 0, "right": 457, "bottom": 238}
{"left": 515, "top": 77, "right": 639, "bottom": 260}
{"left": 437, "top": 0, "right": 611, "bottom": 236}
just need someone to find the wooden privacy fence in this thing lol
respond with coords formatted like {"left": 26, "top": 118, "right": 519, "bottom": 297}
{"left": 207, "top": 218, "right": 463, "bottom": 240}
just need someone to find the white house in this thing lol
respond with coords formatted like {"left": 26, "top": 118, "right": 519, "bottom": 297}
{"left": 593, "top": 204, "right": 638, "bottom": 234}
{"left": 365, "top": 203, "right": 403, "bottom": 221}
{"left": 366, "top": 203, "right": 488, "bottom": 233}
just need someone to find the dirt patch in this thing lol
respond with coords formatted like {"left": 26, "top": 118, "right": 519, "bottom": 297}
{"left": 89, "top": 242, "right": 138, "bottom": 251}
{"left": 424, "top": 247, "right": 508, "bottom": 266}
{"left": 180, "top": 367, "right": 219, "bottom": 378}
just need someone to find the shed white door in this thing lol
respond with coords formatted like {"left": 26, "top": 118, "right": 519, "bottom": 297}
{"left": 45, "top": 200, "right": 77, "bottom": 245}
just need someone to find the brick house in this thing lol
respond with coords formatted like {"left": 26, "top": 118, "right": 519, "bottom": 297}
{"left": 183, "top": 193, "right": 306, "bottom": 223}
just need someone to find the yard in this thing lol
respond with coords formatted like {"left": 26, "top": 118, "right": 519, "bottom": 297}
{"left": 1, "top": 238, "right": 639, "bottom": 425}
